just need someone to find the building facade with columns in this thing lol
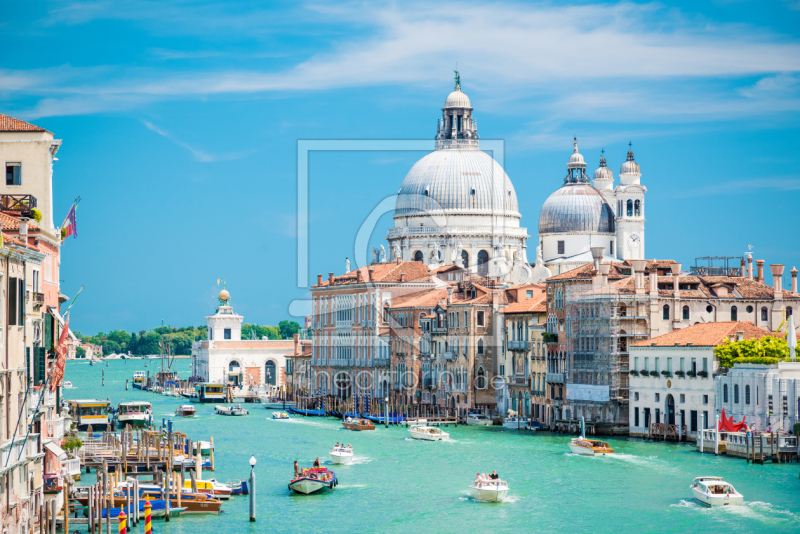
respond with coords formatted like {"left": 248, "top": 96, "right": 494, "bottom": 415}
{"left": 386, "top": 75, "right": 533, "bottom": 285}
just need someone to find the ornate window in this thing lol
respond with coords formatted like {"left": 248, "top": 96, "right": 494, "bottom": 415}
{"left": 634, "top": 200, "right": 641, "bottom": 217}
{"left": 477, "top": 250, "right": 489, "bottom": 275}
{"left": 476, "top": 367, "right": 486, "bottom": 389}
{"left": 461, "top": 250, "right": 469, "bottom": 269}
{"left": 477, "top": 338, "right": 484, "bottom": 355}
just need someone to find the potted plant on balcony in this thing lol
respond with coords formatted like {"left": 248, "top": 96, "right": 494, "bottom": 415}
{"left": 686, "top": 370, "right": 696, "bottom": 377}
{"left": 661, "top": 370, "right": 671, "bottom": 378}
{"left": 674, "top": 370, "right": 685, "bottom": 377}
{"left": 30, "top": 208, "right": 42, "bottom": 223}
{"left": 639, "top": 369, "right": 649, "bottom": 376}
{"left": 649, "top": 370, "right": 658, "bottom": 377}
{"left": 697, "top": 370, "right": 709, "bottom": 378}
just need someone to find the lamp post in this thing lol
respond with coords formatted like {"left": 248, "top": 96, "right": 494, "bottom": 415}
{"left": 384, "top": 397, "right": 389, "bottom": 428}
{"left": 249, "top": 456, "right": 256, "bottom": 522}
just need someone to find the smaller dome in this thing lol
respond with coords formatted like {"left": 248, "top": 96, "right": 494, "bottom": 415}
{"left": 444, "top": 89, "right": 471, "bottom": 108}
{"left": 219, "top": 289, "right": 230, "bottom": 302}
{"left": 594, "top": 157, "right": 613, "bottom": 181}
{"left": 620, "top": 149, "right": 640, "bottom": 175}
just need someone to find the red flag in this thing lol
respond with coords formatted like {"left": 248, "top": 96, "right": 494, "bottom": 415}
{"left": 49, "top": 313, "right": 70, "bottom": 391}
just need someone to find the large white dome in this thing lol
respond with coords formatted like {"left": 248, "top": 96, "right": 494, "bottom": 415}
{"left": 395, "top": 149, "right": 519, "bottom": 215}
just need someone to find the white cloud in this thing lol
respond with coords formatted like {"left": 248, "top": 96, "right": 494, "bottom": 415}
{"left": 141, "top": 120, "right": 255, "bottom": 162}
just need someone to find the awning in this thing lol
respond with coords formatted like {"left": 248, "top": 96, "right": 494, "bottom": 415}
{"left": 44, "top": 441, "right": 67, "bottom": 461}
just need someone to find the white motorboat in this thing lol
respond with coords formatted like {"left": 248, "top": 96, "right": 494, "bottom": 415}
{"left": 466, "top": 413, "right": 493, "bottom": 426}
{"left": 62, "top": 381, "right": 73, "bottom": 389}
{"left": 176, "top": 405, "right": 196, "bottom": 417}
{"left": 502, "top": 416, "right": 530, "bottom": 430}
{"left": 272, "top": 411, "right": 290, "bottom": 420}
{"left": 690, "top": 476, "right": 744, "bottom": 506}
{"left": 469, "top": 479, "right": 509, "bottom": 502}
{"left": 568, "top": 437, "right": 614, "bottom": 456}
{"left": 215, "top": 405, "right": 248, "bottom": 416}
{"left": 329, "top": 446, "right": 354, "bottom": 465}
{"left": 288, "top": 467, "right": 337, "bottom": 495}
{"left": 408, "top": 425, "right": 449, "bottom": 441}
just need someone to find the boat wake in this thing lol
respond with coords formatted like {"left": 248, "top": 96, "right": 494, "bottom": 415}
{"left": 672, "top": 499, "right": 800, "bottom": 525}
{"left": 350, "top": 456, "right": 371, "bottom": 465}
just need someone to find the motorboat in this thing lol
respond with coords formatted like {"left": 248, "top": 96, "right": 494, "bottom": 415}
{"left": 176, "top": 405, "right": 196, "bottom": 417}
{"left": 342, "top": 418, "right": 375, "bottom": 431}
{"left": 329, "top": 446, "right": 354, "bottom": 465}
{"left": 86, "top": 501, "right": 187, "bottom": 519}
{"left": 469, "top": 478, "right": 509, "bottom": 502}
{"left": 408, "top": 425, "right": 449, "bottom": 441}
{"left": 68, "top": 399, "right": 111, "bottom": 431}
{"left": 690, "top": 476, "right": 744, "bottom": 506}
{"left": 215, "top": 405, "right": 248, "bottom": 416}
{"left": 132, "top": 371, "right": 146, "bottom": 390}
{"left": 466, "top": 413, "right": 493, "bottom": 426}
{"left": 272, "top": 411, "right": 290, "bottom": 420}
{"left": 502, "top": 416, "right": 531, "bottom": 430}
{"left": 288, "top": 467, "right": 337, "bottom": 495}
{"left": 77, "top": 484, "right": 223, "bottom": 514}
{"left": 568, "top": 437, "right": 614, "bottom": 456}
{"left": 225, "top": 479, "right": 249, "bottom": 495}
{"left": 62, "top": 381, "right": 74, "bottom": 389}
{"left": 183, "top": 479, "right": 232, "bottom": 499}
{"left": 117, "top": 402, "right": 152, "bottom": 428}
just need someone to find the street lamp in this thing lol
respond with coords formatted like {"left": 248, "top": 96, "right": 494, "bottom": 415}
{"left": 384, "top": 397, "right": 389, "bottom": 429}
{"left": 249, "top": 456, "right": 256, "bottom": 522}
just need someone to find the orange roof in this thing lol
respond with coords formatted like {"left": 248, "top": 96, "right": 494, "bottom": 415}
{"left": 314, "top": 261, "right": 431, "bottom": 287}
{"left": 390, "top": 289, "right": 448, "bottom": 310}
{"left": 630, "top": 321, "right": 774, "bottom": 348}
{"left": 499, "top": 294, "right": 548, "bottom": 314}
{"left": 0, "top": 212, "right": 39, "bottom": 232}
{"left": 0, "top": 113, "right": 49, "bottom": 133}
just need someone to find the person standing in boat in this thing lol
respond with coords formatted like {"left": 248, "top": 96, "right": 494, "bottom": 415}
{"left": 313, "top": 457, "right": 321, "bottom": 468}
{"left": 293, "top": 461, "right": 300, "bottom": 478}
{"left": 489, "top": 471, "right": 499, "bottom": 480}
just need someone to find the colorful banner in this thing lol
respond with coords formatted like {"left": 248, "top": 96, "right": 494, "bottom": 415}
{"left": 49, "top": 313, "right": 69, "bottom": 391}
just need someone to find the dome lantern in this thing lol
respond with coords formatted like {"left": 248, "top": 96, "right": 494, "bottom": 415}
{"left": 593, "top": 149, "right": 614, "bottom": 189}
{"left": 436, "top": 70, "right": 479, "bottom": 150}
{"left": 564, "top": 138, "right": 589, "bottom": 184}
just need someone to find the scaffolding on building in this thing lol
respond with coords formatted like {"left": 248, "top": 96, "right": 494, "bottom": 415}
{"left": 565, "top": 282, "right": 625, "bottom": 427}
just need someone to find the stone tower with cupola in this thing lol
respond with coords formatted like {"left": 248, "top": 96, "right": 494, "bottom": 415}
{"left": 614, "top": 147, "right": 647, "bottom": 260}
{"left": 206, "top": 288, "right": 243, "bottom": 342}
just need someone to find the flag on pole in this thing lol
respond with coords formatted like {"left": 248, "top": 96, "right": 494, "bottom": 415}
{"left": 49, "top": 313, "right": 70, "bottom": 391}
{"left": 60, "top": 202, "right": 78, "bottom": 240}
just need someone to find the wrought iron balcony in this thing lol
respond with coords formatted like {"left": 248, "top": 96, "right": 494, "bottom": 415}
{"left": 0, "top": 194, "right": 38, "bottom": 219}
{"left": 507, "top": 340, "right": 531, "bottom": 351}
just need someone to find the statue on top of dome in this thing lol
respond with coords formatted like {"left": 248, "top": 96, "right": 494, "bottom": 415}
{"left": 454, "top": 70, "right": 461, "bottom": 90}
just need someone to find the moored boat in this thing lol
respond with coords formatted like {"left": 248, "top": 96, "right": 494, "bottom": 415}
{"left": 690, "top": 476, "right": 744, "bottom": 506}
{"left": 467, "top": 413, "right": 493, "bottom": 426}
{"left": 272, "top": 411, "right": 290, "bottom": 420}
{"left": 408, "top": 425, "right": 449, "bottom": 441}
{"left": 215, "top": 405, "right": 248, "bottom": 416}
{"left": 117, "top": 401, "right": 152, "bottom": 428}
{"left": 502, "top": 416, "right": 531, "bottom": 429}
{"left": 183, "top": 479, "right": 232, "bottom": 499}
{"left": 176, "top": 404, "right": 196, "bottom": 417}
{"left": 68, "top": 399, "right": 111, "bottom": 431}
{"left": 132, "top": 371, "right": 146, "bottom": 390}
{"left": 288, "top": 467, "right": 338, "bottom": 495}
{"left": 329, "top": 446, "right": 354, "bottom": 465}
{"left": 342, "top": 418, "right": 375, "bottom": 431}
{"left": 469, "top": 477, "right": 509, "bottom": 502}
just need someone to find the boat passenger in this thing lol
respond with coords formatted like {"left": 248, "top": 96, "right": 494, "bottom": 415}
{"left": 489, "top": 471, "right": 499, "bottom": 480}
{"left": 474, "top": 473, "right": 482, "bottom": 487}
{"left": 313, "top": 457, "right": 321, "bottom": 468}
{"left": 293, "top": 461, "right": 299, "bottom": 478}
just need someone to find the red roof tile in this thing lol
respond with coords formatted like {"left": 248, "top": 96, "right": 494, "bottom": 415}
{"left": 631, "top": 321, "right": 774, "bottom": 348}
{"left": 0, "top": 113, "right": 49, "bottom": 133}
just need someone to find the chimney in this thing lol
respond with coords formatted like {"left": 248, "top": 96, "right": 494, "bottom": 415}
{"left": 599, "top": 263, "right": 610, "bottom": 285}
{"left": 317, "top": 274, "right": 323, "bottom": 286}
{"left": 590, "top": 246, "right": 605, "bottom": 271}
{"left": 740, "top": 257, "right": 746, "bottom": 277}
{"left": 368, "top": 268, "right": 374, "bottom": 283}
{"left": 771, "top": 264, "right": 785, "bottom": 297}
{"left": 400, "top": 272, "right": 406, "bottom": 283}
{"left": 328, "top": 272, "right": 335, "bottom": 285}
{"left": 19, "top": 217, "right": 29, "bottom": 242}
{"left": 447, "top": 286, "right": 454, "bottom": 304}
{"left": 357, "top": 270, "right": 363, "bottom": 283}
{"left": 756, "top": 260, "right": 765, "bottom": 284}
{"left": 631, "top": 260, "right": 647, "bottom": 292}
{"left": 792, "top": 266, "right": 798, "bottom": 294}
{"left": 396, "top": 257, "right": 401, "bottom": 264}
{"left": 671, "top": 262, "right": 682, "bottom": 297}
{"left": 293, "top": 333, "right": 300, "bottom": 354}
{"left": 747, "top": 254, "right": 753, "bottom": 280}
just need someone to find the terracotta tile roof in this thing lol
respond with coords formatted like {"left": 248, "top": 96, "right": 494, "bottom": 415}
{"left": 0, "top": 212, "right": 39, "bottom": 231}
{"left": 630, "top": 321, "right": 774, "bottom": 348}
{"left": 0, "top": 113, "right": 49, "bottom": 133}
{"left": 313, "top": 261, "right": 432, "bottom": 287}
{"left": 499, "top": 294, "right": 548, "bottom": 314}
{"left": 390, "top": 289, "right": 448, "bottom": 309}
{"left": 546, "top": 260, "right": 677, "bottom": 282}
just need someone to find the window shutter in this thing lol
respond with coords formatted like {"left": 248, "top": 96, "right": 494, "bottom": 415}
{"left": 18, "top": 279, "right": 24, "bottom": 325}
{"left": 8, "top": 278, "right": 17, "bottom": 326}
{"left": 45, "top": 313, "right": 53, "bottom": 351}
{"left": 36, "top": 347, "right": 47, "bottom": 384}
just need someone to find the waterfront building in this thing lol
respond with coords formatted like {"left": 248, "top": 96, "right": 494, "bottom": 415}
{"left": 628, "top": 321, "right": 772, "bottom": 440}
{"left": 285, "top": 334, "right": 312, "bottom": 397}
{"left": 535, "top": 141, "right": 646, "bottom": 278}
{"left": 497, "top": 286, "right": 547, "bottom": 419}
{"left": 191, "top": 290, "right": 292, "bottom": 389}
{"left": 386, "top": 74, "right": 532, "bottom": 284}
{"left": 716, "top": 358, "right": 800, "bottom": 433}
{"left": 544, "top": 256, "right": 799, "bottom": 433}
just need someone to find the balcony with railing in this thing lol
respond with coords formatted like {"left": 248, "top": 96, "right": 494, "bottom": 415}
{"left": 0, "top": 194, "right": 38, "bottom": 219}
{"left": 423, "top": 377, "right": 435, "bottom": 389}
{"left": 508, "top": 340, "right": 531, "bottom": 351}
{"left": 43, "top": 474, "right": 63, "bottom": 494}
{"left": 393, "top": 383, "right": 402, "bottom": 392}
{"left": 546, "top": 372, "right": 565, "bottom": 383}
{"left": 372, "top": 358, "right": 390, "bottom": 367}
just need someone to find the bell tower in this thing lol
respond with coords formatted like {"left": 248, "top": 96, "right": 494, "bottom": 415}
{"left": 615, "top": 144, "right": 646, "bottom": 260}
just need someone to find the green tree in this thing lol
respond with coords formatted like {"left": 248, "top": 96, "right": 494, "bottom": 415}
{"left": 714, "top": 335, "right": 789, "bottom": 367}
{"left": 76, "top": 346, "right": 86, "bottom": 357}
{"left": 279, "top": 320, "right": 301, "bottom": 339}
{"left": 136, "top": 332, "right": 161, "bottom": 356}
{"left": 101, "top": 340, "right": 121, "bottom": 355}
{"left": 107, "top": 330, "right": 132, "bottom": 351}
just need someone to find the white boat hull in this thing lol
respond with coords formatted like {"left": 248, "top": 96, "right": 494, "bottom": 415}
{"left": 409, "top": 428, "right": 449, "bottom": 441}
{"left": 502, "top": 420, "right": 530, "bottom": 430}
{"left": 569, "top": 442, "right": 599, "bottom": 456}
{"left": 118, "top": 415, "right": 150, "bottom": 427}
{"left": 691, "top": 487, "right": 744, "bottom": 506}
{"left": 469, "top": 485, "right": 508, "bottom": 502}
{"left": 289, "top": 479, "right": 331, "bottom": 495}
{"left": 329, "top": 452, "right": 354, "bottom": 465}
{"left": 466, "top": 419, "right": 493, "bottom": 426}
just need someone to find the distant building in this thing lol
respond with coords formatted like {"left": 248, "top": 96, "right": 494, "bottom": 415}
{"left": 191, "top": 289, "right": 291, "bottom": 389}
{"left": 629, "top": 321, "right": 773, "bottom": 440}
{"left": 285, "top": 334, "right": 312, "bottom": 396}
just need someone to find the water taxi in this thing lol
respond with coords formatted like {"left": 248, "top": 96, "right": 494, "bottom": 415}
{"left": 176, "top": 405, "right": 196, "bottom": 417}
{"left": 408, "top": 425, "right": 449, "bottom": 441}
{"left": 690, "top": 476, "right": 744, "bottom": 506}
{"left": 342, "top": 418, "right": 375, "bottom": 431}
{"left": 116, "top": 401, "right": 152, "bottom": 428}
{"left": 215, "top": 405, "right": 248, "bottom": 416}
{"left": 329, "top": 446, "right": 354, "bottom": 465}
{"left": 132, "top": 371, "right": 146, "bottom": 390}
{"left": 68, "top": 399, "right": 111, "bottom": 431}
{"left": 288, "top": 467, "right": 338, "bottom": 495}
{"left": 568, "top": 437, "right": 614, "bottom": 456}
{"left": 272, "top": 411, "right": 290, "bottom": 420}
{"left": 190, "top": 383, "right": 226, "bottom": 403}
{"left": 466, "top": 413, "right": 493, "bottom": 426}
{"left": 469, "top": 477, "right": 509, "bottom": 502}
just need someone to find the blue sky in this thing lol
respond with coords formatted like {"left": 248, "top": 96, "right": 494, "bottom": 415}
{"left": 2, "top": 0, "right": 799, "bottom": 334}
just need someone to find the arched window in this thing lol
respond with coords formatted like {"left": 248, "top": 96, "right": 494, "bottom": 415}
{"left": 476, "top": 367, "right": 486, "bottom": 389}
{"left": 730, "top": 306, "right": 738, "bottom": 321}
{"left": 477, "top": 338, "right": 484, "bottom": 355}
{"left": 682, "top": 306, "right": 690, "bottom": 320}
{"left": 662, "top": 305, "right": 670, "bottom": 320}
{"left": 761, "top": 307, "right": 768, "bottom": 321}
{"left": 265, "top": 360, "right": 277, "bottom": 386}
{"left": 626, "top": 199, "right": 633, "bottom": 217}
{"left": 745, "top": 385, "right": 751, "bottom": 405}
{"left": 787, "top": 307, "right": 794, "bottom": 319}
{"left": 723, "top": 384, "right": 728, "bottom": 403}
{"left": 413, "top": 251, "right": 423, "bottom": 262}
{"left": 734, "top": 384, "right": 739, "bottom": 404}
{"left": 461, "top": 250, "right": 469, "bottom": 269}
{"left": 228, "top": 360, "right": 241, "bottom": 373}
{"left": 477, "top": 250, "right": 489, "bottom": 275}
{"left": 634, "top": 199, "right": 641, "bottom": 217}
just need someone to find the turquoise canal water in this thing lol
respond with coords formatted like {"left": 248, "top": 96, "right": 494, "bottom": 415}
{"left": 64, "top": 360, "right": 800, "bottom": 533}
